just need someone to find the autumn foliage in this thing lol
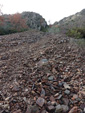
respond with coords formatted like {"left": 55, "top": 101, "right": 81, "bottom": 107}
{"left": 0, "top": 12, "right": 28, "bottom": 35}
{"left": 0, "top": 16, "right": 4, "bottom": 25}
{"left": 9, "top": 13, "right": 28, "bottom": 31}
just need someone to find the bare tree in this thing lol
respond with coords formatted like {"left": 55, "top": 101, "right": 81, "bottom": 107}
{"left": 0, "top": 4, "right": 3, "bottom": 15}
{"left": 0, "top": 4, "right": 4, "bottom": 26}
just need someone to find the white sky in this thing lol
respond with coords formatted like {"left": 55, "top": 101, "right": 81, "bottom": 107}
{"left": 0, "top": 0, "right": 85, "bottom": 24}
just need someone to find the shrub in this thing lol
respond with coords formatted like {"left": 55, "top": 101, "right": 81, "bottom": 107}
{"left": 0, "top": 27, "right": 28, "bottom": 35}
{"left": 0, "top": 13, "right": 29, "bottom": 35}
{"left": 67, "top": 28, "right": 85, "bottom": 38}
{"left": 47, "top": 25, "right": 60, "bottom": 33}
{"left": 40, "top": 26, "right": 49, "bottom": 32}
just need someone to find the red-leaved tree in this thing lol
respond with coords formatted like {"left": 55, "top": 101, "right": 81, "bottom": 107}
{"left": 9, "top": 13, "right": 28, "bottom": 31}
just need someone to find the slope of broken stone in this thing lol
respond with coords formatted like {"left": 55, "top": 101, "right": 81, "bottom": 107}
{"left": 0, "top": 30, "right": 85, "bottom": 112}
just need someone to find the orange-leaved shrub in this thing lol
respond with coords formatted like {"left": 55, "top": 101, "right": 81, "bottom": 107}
{"left": 9, "top": 13, "right": 28, "bottom": 32}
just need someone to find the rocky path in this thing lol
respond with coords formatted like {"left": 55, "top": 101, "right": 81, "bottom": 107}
{"left": 0, "top": 30, "right": 85, "bottom": 113}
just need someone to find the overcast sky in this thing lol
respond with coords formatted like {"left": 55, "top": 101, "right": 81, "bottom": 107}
{"left": 0, "top": 0, "right": 85, "bottom": 24}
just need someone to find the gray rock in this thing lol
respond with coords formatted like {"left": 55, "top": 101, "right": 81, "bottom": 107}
{"left": 36, "top": 97, "right": 45, "bottom": 107}
{"left": 58, "top": 82, "right": 64, "bottom": 87}
{"left": 26, "top": 105, "right": 39, "bottom": 113}
{"left": 21, "top": 12, "right": 47, "bottom": 30}
{"left": 41, "top": 59, "right": 48, "bottom": 63}
{"left": 72, "top": 94, "right": 78, "bottom": 99}
{"left": 41, "top": 88, "right": 45, "bottom": 97}
{"left": 41, "top": 110, "right": 47, "bottom": 113}
{"left": 64, "top": 89, "right": 70, "bottom": 95}
{"left": 48, "top": 76, "right": 54, "bottom": 81}
{"left": 55, "top": 104, "right": 63, "bottom": 113}
{"left": 55, "top": 104, "right": 69, "bottom": 113}
{"left": 47, "top": 105, "right": 55, "bottom": 112}
{"left": 63, "top": 83, "right": 71, "bottom": 89}
{"left": 68, "top": 106, "right": 78, "bottom": 113}
{"left": 12, "top": 85, "right": 20, "bottom": 92}
{"left": 37, "top": 59, "right": 48, "bottom": 67}
{"left": 1, "top": 55, "right": 9, "bottom": 60}
{"left": 80, "top": 103, "right": 85, "bottom": 111}
{"left": 12, "top": 109, "right": 22, "bottom": 113}
{"left": 84, "top": 108, "right": 85, "bottom": 112}
{"left": 63, "top": 98, "right": 69, "bottom": 105}
{"left": 57, "top": 94, "right": 62, "bottom": 100}
{"left": 61, "top": 105, "right": 69, "bottom": 112}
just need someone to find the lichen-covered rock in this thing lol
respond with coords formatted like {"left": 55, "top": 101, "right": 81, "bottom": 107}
{"left": 21, "top": 12, "right": 47, "bottom": 30}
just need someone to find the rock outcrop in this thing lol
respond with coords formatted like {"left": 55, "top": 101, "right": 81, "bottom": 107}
{"left": 21, "top": 12, "right": 47, "bottom": 30}
{"left": 54, "top": 9, "right": 85, "bottom": 33}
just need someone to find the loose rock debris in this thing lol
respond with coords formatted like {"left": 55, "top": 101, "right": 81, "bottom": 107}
{"left": 0, "top": 30, "right": 85, "bottom": 113}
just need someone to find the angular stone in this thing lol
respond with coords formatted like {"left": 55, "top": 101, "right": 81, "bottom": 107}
{"left": 1, "top": 55, "right": 9, "bottom": 60}
{"left": 63, "top": 83, "right": 71, "bottom": 89}
{"left": 68, "top": 106, "right": 78, "bottom": 113}
{"left": 63, "top": 98, "right": 69, "bottom": 105}
{"left": 48, "top": 76, "right": 54, "bottom": 81}
{"left": 84, "top": 108, "right": 85, "bottom": 112}
{"left": 41, "top": 110, "right": 47, "bottom": 113}
{"left": 61, "top": 105, "right": 69, "bottom": 112}
{"left": 51, "top": 101, "right": 58, "bottom": 106}
{"left": 64, "top": 89, "right": 70, "bottom": 95}
{"left": 80, "top": 103, "right": 85, "bottom": 110}
{"left": 41, "top": 59, "right": 48, "bottom": 63}
{"left": 36, "top": 97, "right": 45, "bottom": 107}
{"left": 37, "top": 59, "right": 48, "bottom": 67}
{"left": 57, "top": 94, "right": 62, "bottom": 100}
{"left": 79, "top": 91, "right": 85, "bottom": 95}
{"left": 41, "top": 88, "right": 45, "bottom": 97}
{"left": 40, "top": 59, "right": 48, "bottom": 65}
{"left": 12, "top": 85, "right": 20, "bottom": 92}
{"left": 72, "top": 94, "right": 78, "bottom": 100}
{"left": 47, "top": 105, "right": 55, "bottom": 112}
{"left": 26, "top": 105, "right": 39, "bottom": 113}
{"left": 50, "top": 96, "right": 55, "bottom": 102}
{"left": 13, "top": 109, "right": 22, "bottom": 113}
{"left": 55, "top": 104, "right": 63, "bottom": 113}
{"left": 58, "top": 82, "right": 63, "bottom": 87}
{"left": 25, "top": 106, "right": 31, "bottom": 113}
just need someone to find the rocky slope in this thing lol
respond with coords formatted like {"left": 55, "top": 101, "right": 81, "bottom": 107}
{"left": 53, "top": 9, "right": 85, "bottom": 33}
{"left": 0, "top": 30, "right": 85, "bottom": 113}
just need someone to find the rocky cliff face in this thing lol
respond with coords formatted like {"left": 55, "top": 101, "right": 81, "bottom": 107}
{"left": 21, "top": 12, "right": 47, "bottom": 30}
{"left": 54, "top": 9, "right": 85, "bottom": 33}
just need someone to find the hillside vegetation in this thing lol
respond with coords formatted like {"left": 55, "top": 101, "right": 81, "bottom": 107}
{"left": 48, "top": 9, "right": 85, "bottom": 38}
{"left": 0, "top": 12, "right": 47, "bottom": 35}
